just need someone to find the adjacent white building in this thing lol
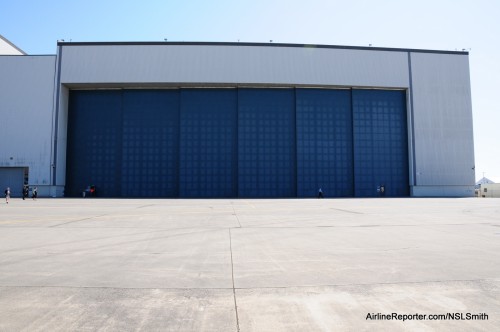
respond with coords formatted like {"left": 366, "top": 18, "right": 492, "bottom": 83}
{"left": 478, "top": 183, "right": 500, "bottom": 198}
{"left": 0, "top": 34, "right": 26, "bottom": 55}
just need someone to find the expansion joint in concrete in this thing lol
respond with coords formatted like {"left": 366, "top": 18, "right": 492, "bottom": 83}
{"left": 229, "top": 228, "right": 240, "bottom": 332}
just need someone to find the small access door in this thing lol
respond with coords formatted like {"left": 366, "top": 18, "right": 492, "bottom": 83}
{"left": 0, "top": 167, "right": 27, "bottom": 197}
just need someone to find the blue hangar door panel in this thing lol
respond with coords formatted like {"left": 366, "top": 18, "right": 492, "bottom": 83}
{"left": 179, "top": 89, "right": 238, "bottom": 197}
{"left": 238, "top": 89, "right": 296, "bottom": 197}
{"left": 122, "top": 90, "right": 180, "bottom": 197}
{"left": 352, "top": 90, "right": 409, "bottom": 197}
{"left": 67, "top": 89, "right": 180, "bottom": 198}
{"left": 66, "top": 90, "right": 123, "bottom": 197}
{"left": 296, "top": 89, "right": 354, "bottom": 198}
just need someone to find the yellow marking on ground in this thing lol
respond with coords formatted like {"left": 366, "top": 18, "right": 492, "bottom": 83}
{"left": 242, "top": 200, "right": 256, "bottom": 209}
{"left": 0, "top": 209, "right": 239, "bottom": 225}
{"left": 0, "top": 217, "right": 78, "bottom": 225}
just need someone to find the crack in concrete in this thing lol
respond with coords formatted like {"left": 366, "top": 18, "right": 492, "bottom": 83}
{"left": 48, "top": 214, "right": 109, "bottom": 228}
{"left": 330, "top": 208, "right": 364, "bottom": 214}
{"left": 230, "top": 202, "right": 242, "bottom": 228}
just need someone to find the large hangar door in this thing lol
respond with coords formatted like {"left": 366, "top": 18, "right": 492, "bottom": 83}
{"left": 66, "top": 90, "right": 122, "bottom": 197}
{"left": 122, "top": 90, "right": 180, "bottom": 197}
{"left": 66, "top": 90, "right": 180, "bottom": 198}
{"left": 296, "top": 89, "right": 354, "bottom": 197}
{"left": 179, "top": 89, "right": 237, "bottom": 198}
{"left": 352, "top": 90, "right": 409, "bottom": 197}
{"left": 238, "top": 89, "right": 296, "bottom": 197}
{"left": 66, "top": 88, "right": 409, "bottom": 198}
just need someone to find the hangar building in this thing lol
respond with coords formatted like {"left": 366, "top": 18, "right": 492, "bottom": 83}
{"left": 0, "top": 39, "right": 475, "bottom": 198}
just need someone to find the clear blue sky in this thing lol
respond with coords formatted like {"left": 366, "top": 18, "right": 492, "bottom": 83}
{"left": 1, "top": 0, "right": 498, "bottom": 181}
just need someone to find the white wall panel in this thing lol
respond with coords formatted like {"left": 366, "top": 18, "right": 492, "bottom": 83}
{"left": 0, "top": 36, "right": 24, "bottom": 55}
{"left": 0, "top": 56, "right": 56, "bottom": 191}
{"left": 60, "top": 45, "right": 409, "bottom": 88}
{"left": 411, "top": 52, "right": 475, "bottom": 188}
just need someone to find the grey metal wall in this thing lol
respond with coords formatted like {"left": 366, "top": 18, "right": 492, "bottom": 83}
{"left": 56, "top": 43, "right": 474, "bottom": 196}
{"left": 0, "top": 43, "right": 474, "bottom": 197}
{"left": 59, "top": 45, "right": 409, "bottom": 88}
{"left": 410, "top": 52, "right": 475, "bottom": 196}
{"left": 0, "top": 55, "right": 56, "bottom": 196}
